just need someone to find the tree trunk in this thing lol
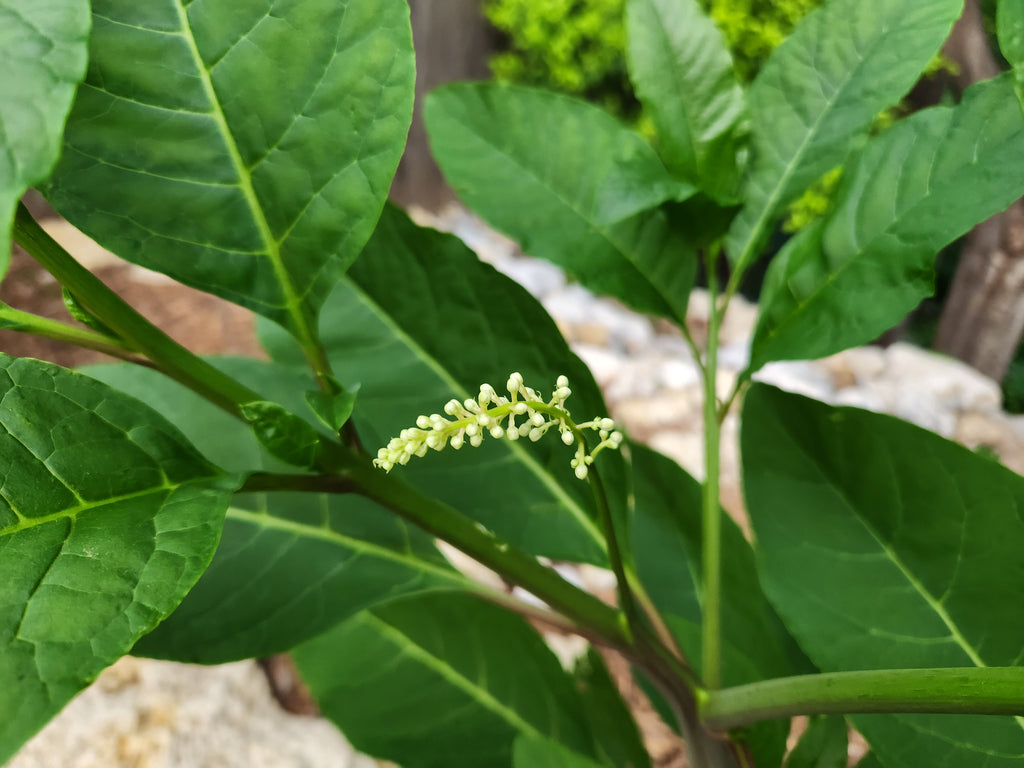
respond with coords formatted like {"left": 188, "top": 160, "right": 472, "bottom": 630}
{"left": 389, "top": 0, "right": 496, "bottom": 211}
{"left": 933, "top": 0, "right": 1024, "bottom": 381}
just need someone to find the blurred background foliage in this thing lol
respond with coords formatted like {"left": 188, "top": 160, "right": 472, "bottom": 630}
{"left": 480, "top": 0, "right": 1024, "bottom": 413}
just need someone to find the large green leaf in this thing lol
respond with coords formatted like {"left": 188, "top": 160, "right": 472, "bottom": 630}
{"left": 629, "top": 443, "right": 794, "bottom": 766}
{"left": 425, "top": 83, "right": 697, "bottom": 323}
{"left": 573, "top": 649, "right": 652, "bottom": 768}
{"left": 1000, "top": 0, "right": 1024, "bottom": 72}
{"left": 295, "top": 592, "right": 596, "bottom": 768}
{"left": 725, "top": 0, "right": 963, "bottom": 269}
{"left": 514, "top": 735, "right": 608, "bottom": 768}
{"left": 742, "top": 384, "right": 1024, "bottom": 767}
{"left": 44, "top": 0, "right": 414, "bottom": 343}
{"left": 0, "top": 355, "right": 234, "bottom": 762}
{"left": 0, "top": 0, "right": 89, "bottom": 278}
{"left": 749, "top": 74, "right": 1024, "bottom": 370}
{"left": 261, "top": 205, "right": 621, "bottom": 565}
{"left": 84, "top": 359, "right": 468, "bottom": 663}
{"left": 625, "top": 0, "right": 746, "bottom": 201}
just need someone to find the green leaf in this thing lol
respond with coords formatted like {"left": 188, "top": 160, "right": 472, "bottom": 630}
{"left": 0, "top": 0, "right": 89, "bottom": 278}
{"left": 629, "top": 442, "right": 796, "bottom": 766}
{"left": 742, "top": 384, "right": 1024, "bottom": 767}
{"left": 240, "top": 400, "right": 322, "bottom": 469}
{"left": 0, "top": 355, "right": 234, "bottom": 762}
{"left": 514, "top": 735, "right": 608, "bottom": 768}
{"left": 725, "top": 0, "right": 964, "bottom": 269}
{"left": 999, "top": 0, "right": 1024, "bottom": 71}
{"left": 855, "top": 754, "right": 884, "bottom": 768}
{"left": 83, "top": 359, "right": 467, "bottom": 664}
{"left": 750, "top": 74, "right": 1024, "bottom": 370}
{"left": 44, "top": 0, "right": 414, "bottom": 344}
{"left": 261, "top": 205, "right": 621, "bottom": 565}
{"left": 295, "top": 593, "right": 596, "bottom": 768}
{"left": 625, "top": 0, "right": 746, "bottom": 201}
{"left": 305, "top": 379, "right": 358, "bottom": 432}
{"left": 573, "top": 649, "right": 652, "bottom": 768}
{"left": 784, "top": 716, "right": 848, "bottom": 768}
{"left": 425, "top": 82, "right": 697, "bottom": 323}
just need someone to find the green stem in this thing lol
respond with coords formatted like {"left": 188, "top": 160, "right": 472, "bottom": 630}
{"left": 702, "top": 250, "right": 723, "bottom": 690}
{"left": 0, "top": 304, "right": 144, "bottom": 364}
{"left": 13, "top": 204, "right": 261, "bottom": 418}
{"left": 587, "top": 464, "right": 641, "bottom": 643}
{"left": 700, "top": 668, "right": 1024, "bottom": 731}
{"left": 241, "top": 462, "right": 632, "bottom": 650}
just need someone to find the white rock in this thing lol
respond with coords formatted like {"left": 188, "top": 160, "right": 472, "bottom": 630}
{"left": 719, "top": 295, "right": 759, "bottom": 346}
{"left": 494, "top": 257, "right": 566, "bottom": 298}
{"left": 656, "top": 358, "right": 701, "bottom": 390}
{"left": 572, "top": 344, "right": 625, "bottom": 390}
{"left": 753, "top": 360, "right": 835, "bottom": 402}
{"left": 882, "top": 343, "right": 1002, "bottom": 413}
{"left": 861, "top": 379, "right": 958, "bottom": 437}
{"left": 542, "top": 284, "right": 598, "bottom": 326}
{"left": 718, "top": 342, "right": 751, "bottom": 372}
{"left": 11, "top": 658, "right": 372, "bottom": 768}
{"left": 613, "top": 391, "right": 698, "bottom": 433}
{"left": 648, "top": 430, "right": 705, "bottom": 480}
{"left": 832, "top": 386, "right": 887, "bottom": 413}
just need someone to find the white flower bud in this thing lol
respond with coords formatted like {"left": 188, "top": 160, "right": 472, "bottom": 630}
{"left": 575, "top": 464, "right": 589, "bottom": 480}
{"left": 556, "top": 375, "right": 569, "bottom": 388}
{"left": 561, "top": 430, "right": 574, "bottom": 446}
{"left": 416, "top": 415, "right": 430, "bottom": 429}
{"left": 470, "top": 433, "right": 483, "bottom": 447}
{"left": 490, "top": 425, "right": 505, "bottom": 439}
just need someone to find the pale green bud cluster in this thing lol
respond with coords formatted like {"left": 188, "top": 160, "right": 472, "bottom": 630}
{"left": 373, "top": 372, "right": 623, "bottom": 480}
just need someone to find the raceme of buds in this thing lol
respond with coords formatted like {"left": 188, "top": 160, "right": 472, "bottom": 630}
{"left": 372, "top": 372, "right": 623, "bottom": 480}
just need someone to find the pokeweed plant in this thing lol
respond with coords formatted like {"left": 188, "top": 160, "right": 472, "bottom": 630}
{"left": 3, "top": 2, "right": 1024, "bottom": 768}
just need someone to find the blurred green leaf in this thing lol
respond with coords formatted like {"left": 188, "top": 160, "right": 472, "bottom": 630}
{"left": 999, "top": 0, "right": 1024, "bottom": 71}
{"left": 573, "top": 649, "right": 652, "bottom": 768}
{"left": 296, "top": 593, "right": 596, "bottom": 768}
{"left": 44, "top": 0, "right": 414, "bottom": 340}
{"left": 725, "top": 0, "right": 963, "bottom": 269}
{"left": 750, "top": 74, "right": 1024, "bottom": 371}
{"left": 514, "top": 735, "right": 608, "bottom": 768}
{"left": 742, "top": 384, "right": 1024, "bottom": 768}
{"left": 426, "top": 83, "right": 697, "bottom": 323}
{"left": 0, "top": 355, "right": 234, "bottom": 762}
{"left": 629, "top": 442, "right": 796, "bottom": 766}
{"left": 625, "top": 0, "right": 746, "bottom": 201}
{"left": 0, "top": 0, "right": 89, "bottom": 278}
{"left": 784, "top": 716, "right": 848, "bottom": 768}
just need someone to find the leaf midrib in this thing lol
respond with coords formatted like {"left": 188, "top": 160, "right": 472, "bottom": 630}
{"left": 362, "top": 611, "right": 547, "bottom": 740}
{"left": 788, "top": 420, "right": 1024, "bottom": 735}
{"left": 173, "top": 2, "right": 315, "bottom": 342}
{"left": 754, "top": 106, "right": 1023, "bottom": 362}
{"left": 733, "top": 5, "right": 901, "bottom": 270}
{"left": 226, "top": 506, "right": 470, "bottom": 587}
{"left": 1, "top": 482, "right": 178, "bottom": 535}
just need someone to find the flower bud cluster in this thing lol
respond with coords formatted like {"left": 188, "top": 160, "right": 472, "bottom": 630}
{"left": 373, "top": 372, "right": 623, "bottom": 480}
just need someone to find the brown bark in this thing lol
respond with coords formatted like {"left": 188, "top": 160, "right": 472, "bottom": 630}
{"left": 933, "top": 0, "right": 1024, "bottom": 380}
{"left": 389, "top": 0, "right": 497, "bottom": 210}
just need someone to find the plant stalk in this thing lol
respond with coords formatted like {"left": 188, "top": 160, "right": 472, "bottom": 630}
{"left": 587, "top": 464, "right": 642, "bottom": 643}
{"left": 0, "top": 304, "right": 146, "bottom": 364}
{"left": 702, "top": 250, "right": 724, "bottom": 690}
{"left": 700, "top": 667, "right": 1024, "bottom": 731}
{"left": 242, "top": 463, "right": 633, "bottom": 651}
{"left": 13, "top": 204, "right": 262, "bottom": 418}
